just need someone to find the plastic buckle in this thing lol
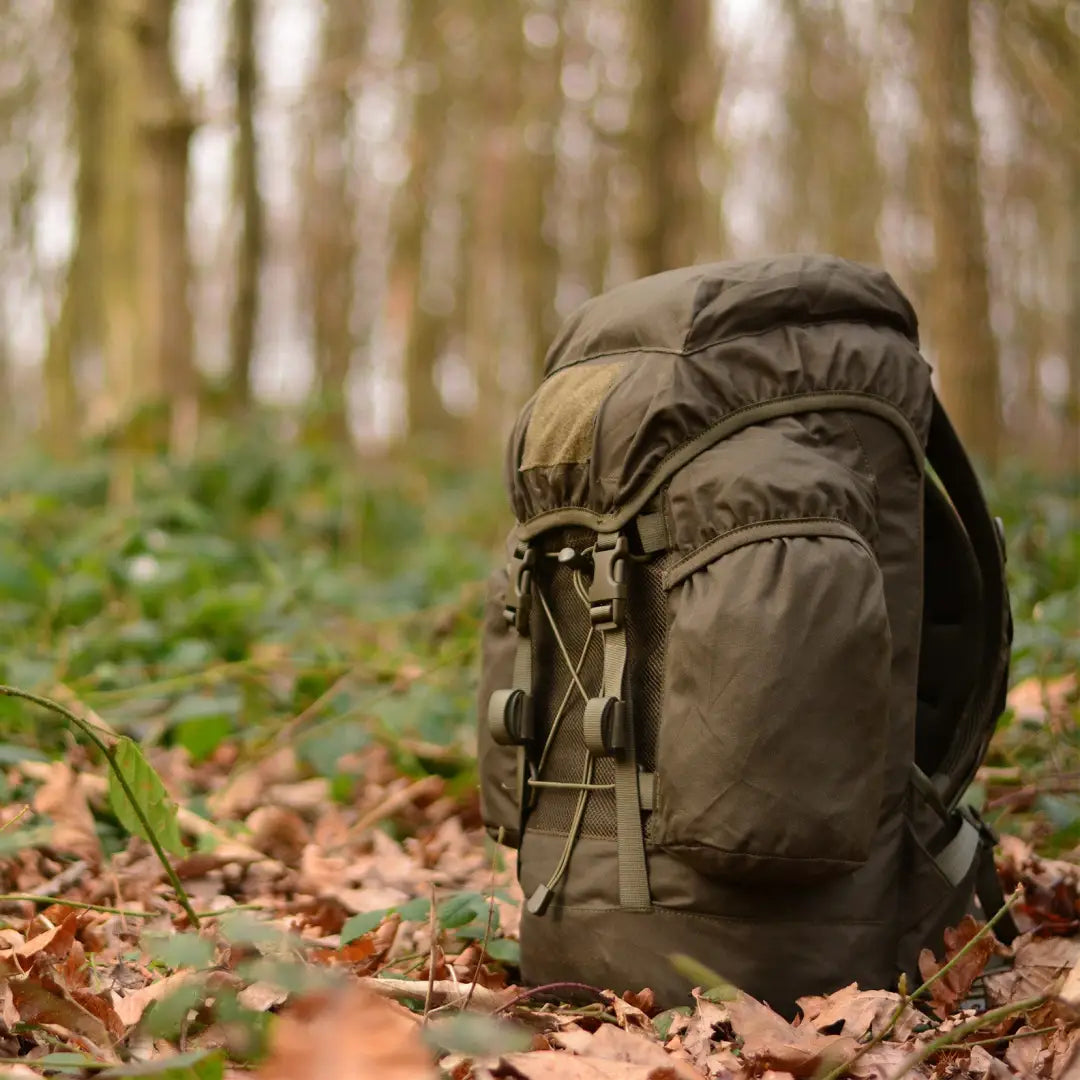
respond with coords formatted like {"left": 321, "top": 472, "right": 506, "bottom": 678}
{"left": 588, "top": 534, "right": 628, "bottom": 629}
{"left": 503, "top": 544, "right": 536, "bottom": 633}
{"left": 488, "top": 688, "right": 535, "bottom": 746}
{"left": 583, "top": 696, "right": 629, "bottom": 756}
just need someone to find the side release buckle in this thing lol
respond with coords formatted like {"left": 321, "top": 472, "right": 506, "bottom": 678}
{"left": 504, "top": 544, "right": 536, "bottom": 634}
{"left": 588, "top": 534, "right": 628, "bottom": 630}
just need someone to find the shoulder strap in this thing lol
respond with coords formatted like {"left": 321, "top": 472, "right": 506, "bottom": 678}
{"left": 924, "top": 392, "right": 1012, "bottom": 808}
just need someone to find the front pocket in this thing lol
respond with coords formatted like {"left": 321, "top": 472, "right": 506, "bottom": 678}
{"left": 651, "top": 520, "right": 891, "bottom": 883}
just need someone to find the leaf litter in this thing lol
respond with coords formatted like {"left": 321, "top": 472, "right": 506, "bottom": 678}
{"left": 0, "top": 672, "right": 1077, "bottom": 1077}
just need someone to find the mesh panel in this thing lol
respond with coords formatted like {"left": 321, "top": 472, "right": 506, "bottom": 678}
{"left": 526, "top": 530, "right": 674, "bottom": 841}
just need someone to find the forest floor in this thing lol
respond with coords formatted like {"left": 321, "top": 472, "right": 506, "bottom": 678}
{"left": 0, "top": 430, "right": 1076, "bottom": 1079}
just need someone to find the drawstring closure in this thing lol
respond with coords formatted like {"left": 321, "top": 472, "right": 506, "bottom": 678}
{"left": 525, "top": 559, "right": 601, "bottom": 915}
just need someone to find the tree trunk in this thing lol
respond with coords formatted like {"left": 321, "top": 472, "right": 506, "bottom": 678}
{"left": 628, "top": 0, "right": 718, "bottom": 277}
{"left": 47, "top": 0, "right": 107, "bottom": 456}
{"left": 778, "top": 0, "right": 882, "bottom": 263}
{"left": 229, "top": 0, "right": 263, "bottom": 413}
{"left": 138, "top": 0, "right": 197, "bottom": 457}
{"left": 389, "top": 2, "right": 454, "bottom": 446}
{"left": 915, "top": 0, "right": 1001, "bottom": 469}
{"left": 299, "top": 0, "right": 366, "bottom": 446}
{"left": 514, "top": 0, "right": 565, "bottom": 383}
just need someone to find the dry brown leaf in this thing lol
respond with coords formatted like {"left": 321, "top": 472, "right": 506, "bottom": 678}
{"left": 553, "top": 1024, "right": 706, "bottom": 1079}
{"left": 918, "top": 914, "right": 1002, "bottom": 1019}
{"left": 31, "top": 761, "right": 102, "bottom": 863}
{"left": 986, "top": 936, "right": 1080, "bottom": 1007}
{"left": 602, "top": 989, "right": 656, "bottom": 1033}
{"left": 709, "top": 991, "right": 857, "bottom": 1077}
{"left": 112, "top": 969, "right": 195, "bottom": 1028}
{"left": 1007, "top": 675, "right": 1078, "bottom": 729}
{"left": 966, "top": 1044, "right": 1017, "bottom": 1080}
{"left": 246, "top": 805, "right": 310, "bottom": 863}
{"left": 7, "top": 968, "right": 112, "bottom": 1048}
{"left": 256, "top": 985, "right": 434, "bottom": 1080}
{"left": 237, "top": 981, "right": 289, "bottom": 1012}
{"left": 474, "top": 1054, "right": 694, "bottom": 1079}
{"left": 797, "top": 983, "right": 923, "bottom": 1042}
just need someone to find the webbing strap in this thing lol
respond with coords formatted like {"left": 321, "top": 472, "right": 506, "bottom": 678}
{"left": 589, "top": 533, "right": 651, "bottom": 912}
{"left": 635, "top": 510, "right": 669, "bottom": 554}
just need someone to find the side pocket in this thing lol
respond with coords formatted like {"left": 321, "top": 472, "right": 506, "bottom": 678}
{"left": 651, "top": 520, "right": 891, "bottom": 883}
{"left": 896, "top": 784, "right": 983, "bottom": 983}
{"left": 476, "top": 564, "right": 524, "bottom": 847}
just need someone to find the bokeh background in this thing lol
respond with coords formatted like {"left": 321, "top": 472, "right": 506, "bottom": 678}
{"left": 3, "top": 0, "right": 1080, "bottom": 466}
{"left": 0, "top": 1, "right": 1075, "bottom": 788}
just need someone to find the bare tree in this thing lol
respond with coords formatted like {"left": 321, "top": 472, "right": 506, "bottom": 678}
{"left": 228, "top": 0, "right": 263, "bottom": 412}
{"left": 628, "top": 0, "right": 719, "bottom": 277}
{"left": 915, "top": 0, "right": 1001, "bottom": 468}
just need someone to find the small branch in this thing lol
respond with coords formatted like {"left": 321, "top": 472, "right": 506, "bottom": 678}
{"left": 356, "top": 976, "right": 513, "bottom": 1013}
{"left": 495, "top": 981, "right": 610, "bottom": 1014}
{"left": 423, "top": 883, "right": 438, "bottom": 1025}
{"left": 911, "top": 886, "right": 1023, "bottom": 1005}
{"left": 0, "top": 894, "right": 268, "bottom": 920}
{"left": 0, "top": 805, "right": 30, "bottom": 834}
{"left": 886, "top": 994, "right": 1048, "bottom": 1080}
{"left": 819, "top": 886, "right": 1023, "bottom": 1080}
{"left": 0, "top": 684, "right": 200, "bottom": 927}
{"left": 965, "top": 1024, "right": 1058, "bottom": 1048}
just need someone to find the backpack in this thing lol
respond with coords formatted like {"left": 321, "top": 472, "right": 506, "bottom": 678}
{"left": 476, "top": 255, "right": 1014, "bottom": 1012}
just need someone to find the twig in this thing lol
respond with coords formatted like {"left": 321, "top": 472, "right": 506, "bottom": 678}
{"left": 495, "top": 981, "right": 610, "bottom": 1014}
{"left": 36, "top": 859, "right": 89, "bottom": 895}
{"left": 0, "top": 894, "right": 267, "bottom": 920}
{"left": 356, "top": 976, "right": 513, "bottom": 1013}
{"left": 965, "top": 1024, "right": 1058, "bottom": 1048}
{"left": 886, "top": 994, "right": 1048, "bottom": 1080}
{"left": 819, "top": 886, "right": 1023, "bottom": 1080}
{"left": 464, "top": 828, "right": 504, "bottom": 1013}
{"left": 0, "top": 805, "right": 30, "bottom": 834}
{"left": 0, "top": 684, "right": 200, "bottom": 928}
{"left": 423, "top": 883, "right": 439, "bottom": 1026}
{"left": 347, "top": 775, "right": 445, "bottom": 840}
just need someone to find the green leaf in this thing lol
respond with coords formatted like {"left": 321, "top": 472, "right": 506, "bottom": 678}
{"left": 141, "top": 979, "right": 209, "bottom": 1040}
{"left": 438, "top": 890, "right": 487, "bottom": 929}
{"left": 653, "top": 1006, "right": 692, "bottom": 1041}
{"left": 173, "top": 714, "right": 233, "bottom": 762}
{"left": 340, "top": 909, "right": 390, "bottom": 946}
{"left": 483, "top": 938, "right": 520, "bottom": 964}
{"left": 35, "top": 1053, "right": 97, "bottom": 1075}
{"left": 108, "top": 736, "right": 185, "bottom": 856}
{"left": 396, "top": 896, "right": 431, "bottom": 923}
{"left": 668, "top": 953, "right": 739, "bottom": 1001}
{"left": 100, "top": 1049, "right": 224, "bottom": 1078}
{"left": 143, "top": 930, "right": 216, "bottom": 969}
{"left": 421, "top": 1013, "right": 532, "bottom": 1056}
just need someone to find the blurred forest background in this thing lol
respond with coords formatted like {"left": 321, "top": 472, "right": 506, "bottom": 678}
{"left": 2, "top": 0, "right": 1080, "bottom": 468}
{"left": 0, "top": 1, "right": 1075, "bottom": 800}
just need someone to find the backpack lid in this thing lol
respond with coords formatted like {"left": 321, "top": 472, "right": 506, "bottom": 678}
{"left": 506, "top": 255, "right": 933, "bottom": 534}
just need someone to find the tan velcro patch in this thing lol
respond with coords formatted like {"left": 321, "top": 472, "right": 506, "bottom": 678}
{"left": 521, "top": 361, "right": 625, "bottom": 470}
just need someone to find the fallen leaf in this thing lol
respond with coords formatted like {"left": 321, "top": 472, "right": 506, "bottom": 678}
{"left": 553, "top": 1025, "right": 706, "bottom": 1079}
{"left": 709, "top": 991, "right": 857, "bottom": 1077}
{"left": 32, "top": 761, "right": 102, "bottom": 863}
{"left": 797, "top": 983, "right": 923, "bottom": 1042}
{"left": 112, "top": 970, "right": 196, "bottom": 1028}
{"left": 256, "top": 985, "right": 434, "bottom": 1080}
{"left": 918, "top": 914, "right": 1002, "bottom": 1019}
{"left": 985, "top": 936, "right": 1080, "bottom": 1007}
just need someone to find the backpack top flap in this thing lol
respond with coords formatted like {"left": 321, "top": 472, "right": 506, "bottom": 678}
{"left": 505, "top": 254, "right": 934, "bottom": 535}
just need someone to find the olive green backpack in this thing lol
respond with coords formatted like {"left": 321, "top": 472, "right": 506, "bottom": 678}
{"left": 476, "top": 255, "right": 1014, "bottom": 1012}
